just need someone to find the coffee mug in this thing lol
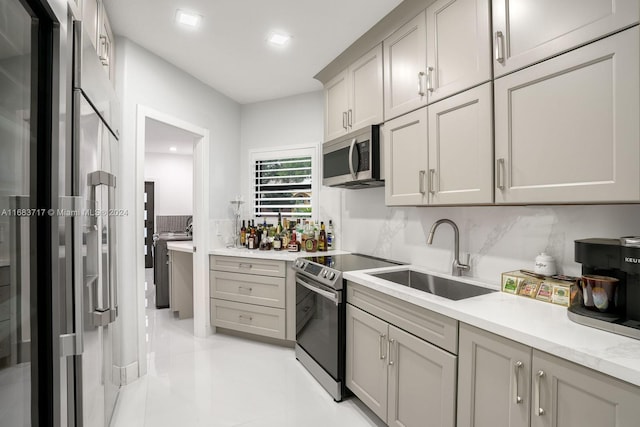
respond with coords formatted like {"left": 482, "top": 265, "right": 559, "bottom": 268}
{"left": 581, "top": 275, "right": 619, "bottom": 312}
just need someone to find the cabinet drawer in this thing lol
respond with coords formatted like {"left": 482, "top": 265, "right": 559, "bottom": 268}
{"left": 347, "top": 281, "right": 458, "bottom": 354}
{"left": 210, "top": 271, "right": 285, "bottom": 308}
{"left": 211, "top": 299, "right": 285, "bottom": 340}
{"left": 210, "top": 255, "right": 286, "bottom": 277}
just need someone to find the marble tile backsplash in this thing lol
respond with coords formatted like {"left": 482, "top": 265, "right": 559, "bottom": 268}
{"left": 335, "top": 186, "right": 640, "bottom": 284}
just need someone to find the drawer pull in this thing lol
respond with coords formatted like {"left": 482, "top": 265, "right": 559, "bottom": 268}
{"left": 239, "top": 263, "right": 253, "bottom": 269}
{"left": 238, "top": 314, "right": 253, "bottom": 324}
{"left": 238, "top": 286, "right": 253, "bottom": 294}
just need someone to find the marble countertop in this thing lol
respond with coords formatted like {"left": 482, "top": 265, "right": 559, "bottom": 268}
{"left": 344, "top": 264, "right": 640, "bottom": 387}
{"left": 167, "top": 241, "right": 195, "bottom": 253}
{"left": 210, "top": 247, "right": 349, "bottom": 262}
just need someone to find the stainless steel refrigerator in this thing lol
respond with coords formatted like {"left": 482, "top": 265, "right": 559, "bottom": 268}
{"left": 0, "top": 2, "right": 120, "bottom": 426}
{"left": 71, "top": 20, "right": 121, "bottom": 427}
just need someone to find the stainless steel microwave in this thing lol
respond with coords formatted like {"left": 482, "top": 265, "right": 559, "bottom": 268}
{"left": 322, "top": 125, "right": 384, "bottom": 189}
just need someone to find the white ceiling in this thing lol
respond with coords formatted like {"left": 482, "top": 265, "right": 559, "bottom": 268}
{"left": 145, "top": 117, "right": 197, "bottom": 155}
{"left": 103, "top": 0, "right": 403, "bottom": 104}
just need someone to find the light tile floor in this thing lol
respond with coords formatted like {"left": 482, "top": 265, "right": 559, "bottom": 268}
{"left": 110, "top": 269, "right": 384, "bottom": 427}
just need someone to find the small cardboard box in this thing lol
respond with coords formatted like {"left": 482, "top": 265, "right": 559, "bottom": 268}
{"left": 501, "top": 270, "right": 578, "bottom": 307}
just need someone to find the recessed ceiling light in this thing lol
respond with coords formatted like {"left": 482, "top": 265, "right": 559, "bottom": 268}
{"left": 175, "top": 9, "right": 202, "bottom": 28}
{"left": 169, "top": 146, "right": 177, "bottom": 152}
{"left": 268, "top": 32, "right": 291, "bottom": 46}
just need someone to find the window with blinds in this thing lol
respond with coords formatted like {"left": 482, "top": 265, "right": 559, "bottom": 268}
{"left": 254, "top": 155, "right": 313, "bottom": 219}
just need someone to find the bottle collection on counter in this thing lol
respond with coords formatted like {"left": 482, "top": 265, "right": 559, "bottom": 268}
{"left": 239, "top": 213, "right": 335, "bottom": 252}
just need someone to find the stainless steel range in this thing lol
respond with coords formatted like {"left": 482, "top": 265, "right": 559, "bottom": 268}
{"left": 293, "top": 253, "right": 402, "bottom": 401}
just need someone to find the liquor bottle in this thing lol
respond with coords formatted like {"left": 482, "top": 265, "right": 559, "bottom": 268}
{"left": 318, "top": 222, "right": 327, "bottom": 251}
{"left": 259, "top": 230, "right": 271, "bottom": 250}
{"left": 273, "top": 232, "right": 282, "bottom": 251}
{"left": 327, "top": 220, "right": 334, "bottom": 250}
{"left": 248, "top": 225, "right": 256, "bottom": 249}
{"left": 240, "top": 220, "right": 246, "bottom": 247}
{"left": 276, "top": 212, "right": 283, "bottom": 235}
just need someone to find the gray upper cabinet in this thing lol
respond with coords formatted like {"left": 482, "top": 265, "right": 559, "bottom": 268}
{"left": 492, "top": 0, "right": 639, "bottom": 77}
{"left": 384, "top": 12, "right": 428, "bottom": 121}
{"left": 324, "top": 44, "right": 383, "bottom": 141}
{"left": 495, "top": 27, "right": 640, "bottom": 204}
{"left": 384, "top": 82, "right": 494, "bottom": 206}
{"left": 426, "top": 0, "right": 492, "bottom": 103}
{"left": 82, "top": 0, "right": 116, "bottom": 83}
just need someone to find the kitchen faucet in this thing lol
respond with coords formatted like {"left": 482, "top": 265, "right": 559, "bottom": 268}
{"left": 427, "top": 219, "right": 470, "bottom": 277}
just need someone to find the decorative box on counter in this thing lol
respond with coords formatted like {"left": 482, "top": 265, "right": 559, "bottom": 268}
{"left": 501, "top": 270, "right": 579, "bottom": 307}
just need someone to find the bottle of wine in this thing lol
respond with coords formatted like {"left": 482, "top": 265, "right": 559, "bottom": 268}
{"left": 240, "top": 220, "right": 246, "bottom": 247}
{"left": 273, "top": 232, "right": 282, "bottom": 251}
{"left": 318, "top": 221, "right": 327, "bottom": 251}
{"left": 248, "top": 224, "right": 256, "bottom": 249}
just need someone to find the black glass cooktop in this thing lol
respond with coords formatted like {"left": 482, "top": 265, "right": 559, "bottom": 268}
{"left": 301, "top": 253, "right": 402, "bottom": 272}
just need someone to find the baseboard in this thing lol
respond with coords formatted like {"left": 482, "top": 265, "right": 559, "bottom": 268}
{"left": 113, "top": 361, "right": 140, "bottom": 386}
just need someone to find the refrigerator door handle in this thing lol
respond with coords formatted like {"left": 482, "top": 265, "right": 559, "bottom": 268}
{"left": 8, "top": 195, "right": 31, "bottom": 364}
{"left": 59, "top": 196, "right": 84, "bottom": 357}
{"left": 88, "top": 170, "right": 118, "bottom": 326}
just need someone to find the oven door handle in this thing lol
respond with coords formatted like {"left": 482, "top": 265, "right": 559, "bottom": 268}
{"left": 296, "top": 277, "right": 340, "bottom": 305}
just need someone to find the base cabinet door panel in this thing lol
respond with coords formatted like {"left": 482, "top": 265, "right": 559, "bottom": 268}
{"left": 495, "top": 27, "right": 640, "bottom": 204}
{"left": 457, "top": 324, "right": 531, "bottom": 427}
{"left": 346, "top": 304, "right": 389, "bottom": 421}
{"left": 531, "top": 350, "right": 640, "bottom": 427}
{"left": 388, "top": 325, "right": 456, "bottom": 427}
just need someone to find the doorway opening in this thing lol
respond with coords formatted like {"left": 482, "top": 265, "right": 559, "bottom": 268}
{"left": 135, "top": 106, "right": 211, "bottom": 377}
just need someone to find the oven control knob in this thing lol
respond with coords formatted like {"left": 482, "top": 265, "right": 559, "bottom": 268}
{"left": 328, "top": 272, "right": 336, "bottom": 280}
{"left": 296, "top": 260, "right": 304, "bottom": 268}
{"left": 322, "top": 270, "right": 328, "bottom": 278}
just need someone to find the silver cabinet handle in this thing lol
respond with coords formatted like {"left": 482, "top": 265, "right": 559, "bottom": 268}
{"left": 426, "top": 66, "right": 434, "bottom": 93}
{"left": 238, "top": 285, "right": 253, "bottom": 294}
{"left": 496, "top": 158, "right": 506, "bottom": 190}
{"left": 238, "top": 314, "right": 253, "bottom": 324}
{"left": 99, "top": 35, "right": 110, "bottom": 66}
{"left": 418, "top": 71, "right": 426, "bottom": 96}
{"left": 419, "top": 170, "right": 426, "bottom": 194}
{"left": 379, "top": 334, "right": 387, "bottom": 360}
{"left": 388, "top": 338, "right": 396, "bottom": 365}
{"left": 514, "top": 360, "right": 523, "bottom": 404}
{"left": 495, "top": 31, "right": 505, "bottom": 64}
{"left": 239, "top": 263, "right": 253, "bottom": 269}
{"left": 342, "top": 111, "right": 348, "bottom": 130}
{"left": 429, "top": 169, "right": 436, "bottom": 194}
{"left": 535, "top": 370, "right": 545, "bottom": 416}
{"left": 348, "top": 109, "right": 353, "bottom": 128}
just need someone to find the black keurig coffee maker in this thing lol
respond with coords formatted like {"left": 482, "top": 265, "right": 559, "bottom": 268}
{"left": 569, "top": 237, "right": 640, "bottom": 339}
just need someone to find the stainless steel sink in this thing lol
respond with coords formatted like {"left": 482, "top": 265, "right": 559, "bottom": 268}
{"left": 368, "top": 269, "right": 496, "bottom": 301}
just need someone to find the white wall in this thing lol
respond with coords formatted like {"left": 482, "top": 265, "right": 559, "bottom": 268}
{"left": 114, "top": 37, "right": 241, "bottom": 375}
{"left": 144, "top": 153, "right": 193, "bottom": 218}
{"left": 239, "top": 90, "right": 344, "bottom": 230}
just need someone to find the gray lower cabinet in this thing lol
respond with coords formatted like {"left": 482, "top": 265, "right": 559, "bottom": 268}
{"left": 458, "top": 323, "right": 640, "bottom": 427}
{"left": 346, "top": 302, "right": 457, "bottom": 427}
{"left": 210, "top": 255, "right": 287, "bottom": 340}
